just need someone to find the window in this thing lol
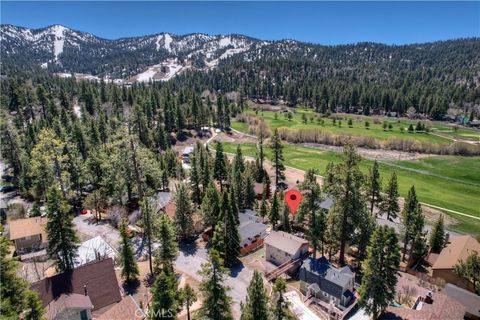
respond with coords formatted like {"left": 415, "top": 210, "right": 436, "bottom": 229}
{"left": 80, "top": 310, "right": 88, "bottom": 320}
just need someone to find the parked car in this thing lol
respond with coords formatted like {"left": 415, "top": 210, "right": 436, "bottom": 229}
{"left": 276, "top": 181, "right": 289, "bottom": 190}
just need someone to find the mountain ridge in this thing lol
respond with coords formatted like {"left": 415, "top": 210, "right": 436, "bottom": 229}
{"left": 1, "top": 24, "right": 479, "bottom": 83}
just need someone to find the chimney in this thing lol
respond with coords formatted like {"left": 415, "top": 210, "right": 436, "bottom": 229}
{"left": 84, "top": 284, "right": 88, "bottom": 296}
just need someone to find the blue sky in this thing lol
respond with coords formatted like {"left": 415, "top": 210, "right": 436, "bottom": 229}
{"left": 1, "top": 1, "right": 479, "bottom": 45}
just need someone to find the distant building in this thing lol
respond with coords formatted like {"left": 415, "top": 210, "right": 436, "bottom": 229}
{"left": 299, "top": 257, "right": 355, "bottom": 308}
{"left": 182, "top": 146, "right": 194, "bottom": 163}
{"left": 264, "top": 231, "right": 309, "bottom": 270}
{"left": 432, "top": 235, "right": 480, "bottom": 292}
{"left": 238, "top": 210, "right": 267, "bottom": 256}
{"left": 31, "top": 258, "right": 122, "bottom": 320}
{"left": 443, "top": 283, "right": 480, "bottom": 320}
{"left": 319, "top": 197, "right": 334, "bottom": 211}
{"left": 8, "top": 217, "right": 48, "bottom": 252}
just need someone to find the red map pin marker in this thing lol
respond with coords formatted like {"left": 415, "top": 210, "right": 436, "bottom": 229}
{"left": 285, "top": 189, "right": 302, "bottom": 217}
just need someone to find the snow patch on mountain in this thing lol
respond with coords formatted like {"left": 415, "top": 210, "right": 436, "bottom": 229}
{"left": 52, "top": 25, "right": 66, "bottom": 60}
{"left": 134, "top": 59, "right": 187, "bottom": 82}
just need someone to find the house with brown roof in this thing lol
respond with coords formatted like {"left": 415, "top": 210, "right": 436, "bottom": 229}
{"left": 381, "top": 292, "right": 465, "bottom": 320}
{"left": 8, "top": 217, "right": 48, "bottom": 252}
{"left": 31, "top": 258, "right": 122, "bottom": 320}
{"left": 97, "top": 295, "right": 146, "bottom": 320}
{"left": 432, "top": 235, "right": 480, "bottom": 292}
{"left": 265, "top": 231, "right": 309, "bottom": 272}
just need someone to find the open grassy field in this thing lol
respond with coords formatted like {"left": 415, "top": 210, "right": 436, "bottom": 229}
{"left": 232, "top": 108, "right": 480, "bottom": 143}
{"left": 219, "top": 141, "right": 480, "bottom": 235}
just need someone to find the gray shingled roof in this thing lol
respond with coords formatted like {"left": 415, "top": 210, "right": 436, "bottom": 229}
{"left": 264, "top": 231, "right": 308, "bottom": 256}
{"left": 319, "top": 197, "right": 334, "bottom": 210}
{"left": 444, "top": 283, "right": 480, "bottom": 318}
{"left": 300, "top": 257, "right": 354, "bottom": 300}
{"left": 238, "top": 210, "right": 267, "bottom": 243}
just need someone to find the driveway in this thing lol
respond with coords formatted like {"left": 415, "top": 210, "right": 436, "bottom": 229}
{"left": 174, "top": 240, "right": 254, "bottom": 319}
{"left": 73, "top": 213, "right": 121, "bottom": 250}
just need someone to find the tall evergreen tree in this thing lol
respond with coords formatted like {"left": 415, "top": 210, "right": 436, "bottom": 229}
{"left": 380, "top": 172, "right": 400, "bottom": 220}
{"left": 45, "top": 184, "right": 79, "bottom": 272}
{"left": 197, "top": 249, "right": 233, "bottom": 320}
{"left": 201, "top": 182, "right": 221, "bottom": 227}
{"left": 367, "top": 160, "right": 381, "bottom": 214}
{"left": 269, "top": 191, "right": 280, "bottom": 229}
{"left": 281, "top": 203, "right": 292, "bottom": 233}
{"left": 180, "top": 284, "right": 197, "bottom": 320}
{"left": 271, "top": 278, "right": 293, "bottom": 320}
{"left": 190, "top": 152, "right": 202, "bottom": 205}
{"left": 214, "top": 142, "right": 228, "bottom": 190}
{"left": 174, "top": 183, "right": 194, "bottom": 239}
{"left": 119, "top": 219, "right": 139, "bottom": 284}
{"left": 149, "top": 268, "right": 180, "bottom": 320}
{"left": 270, "top": 129, "right": 285, "bottom": 186}
{"left": 358, "top": 226, "right": 400, "bottom": 320}
{"left": 401, "top": 186, "right": 425, "bottom": 262}
{"left": 326, "top": 145, "right": 367, "bottom": 265}
{"left": 155, "top": 214, "right": 179, "bottom": 272}
{"left": 428, "top": 215, "right": 445, "bottom": 254}
{"left": 142, "top": 199, "right": 155, "bottom": 275}
{"left": 0, "top": 230, "right": 45, "bottom": 320}
{"left": 241, "top": 271, "right": 271, "bottom": 320}
{"left": 212, "top": 191, "right": 241, "bottom": 266}
{"left": 454, "top": 252, "right": 480, "bottom": 294}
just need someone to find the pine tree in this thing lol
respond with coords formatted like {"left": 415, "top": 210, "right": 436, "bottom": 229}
{"left": 454, "top": 252, "right": 480, "bottom": 294}
{"left": 214, "top": 142, "right": 227, "bottom": 190}
{"left": 269, "top": 191, "right": 280, "bottom": 228}
{"left": 180, "top": 284, "right": 197, "bottom": 320}
{"left": 281, "top": 203, "right": 292, "bottom": 233}
{"left": 241, "top": 271, "right": 271, "bottom": 320}
{"left": 149, "top": 267, "right": 180, "bottom": 320}
{"left": 358, "top": 226, "right": 400, "bottom": 320}
{"left": 201, "top": 182, "right": 220, "bottom": 227}
{"left": 401, "top": 186, "right": 425, "bottom": 262}
{"left": 190, "top": 152, "right": 202, "bottom": 205}
{"left": 256, "top": 131, "right": 265, "bottom": 183}
{"left": 213, "top": 191, "right": 241, "bottom": 266}
{"left": 174, "top": 183, "right": 194, "bottom": 239}
{"left": 142, "top": 199, "right": 155, "bottom": 275}
{"left": 0, "top": 229, "right": 44, "bottom": 319}
{"left": 270, "top": 129, "right": 285, "bottom": 186}
{"left": 119, "top": 219, "right": 139, "bottom": 284}
{"left": 244, "top": 174, "right": 256, "bottom": 209}
{"left": 271, "top": 278, "right": 293, "bottom": 320}
{"left": 259, "top": 194, "right": 268, "bottom": 218}
{"left": 155, "top": 214, "right": 179, "bottom": 272}
{"left": 45, "top": 184, "right": 79, "bottom": 272}
{"left": 197, "top": 249, "right": 233, "bottom": 320}
{"left": 428, "top": 215, "right": 445, "bottom": 253}
{"left": 326, "top": 145, "right": 367, "bottom": 265}
{"left": 381, "top": 172, "right": 400, "bottom": 220}
{"left": 367, "top": 160, "right": 381, "bottom": 214}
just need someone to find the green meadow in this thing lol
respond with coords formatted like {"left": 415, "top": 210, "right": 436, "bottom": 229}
{"left": 232, "top": 108, "right": 480, "bottom": 143}
{"left": 218, "top": 142, "right": 480, "bottom": 235}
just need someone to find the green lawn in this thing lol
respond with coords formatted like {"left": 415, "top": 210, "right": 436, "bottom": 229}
{"left": 234, "top": 108, "right": 466, "bottom": 144}
{"left": 219, "top": 142, "right": 480, "bottom": 235}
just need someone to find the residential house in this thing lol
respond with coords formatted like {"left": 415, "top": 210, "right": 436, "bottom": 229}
{"left": 74, "top": 236, "right": 116, "bottom": 268}
{"left": 31, "top": 258, "right": 122, "bottom": 320}
{"left": 182, "top": 146, "right": 194, "bottom": 163}
{"left": 432, "top": 235, "right": 480, "bottom": 292}
{"left": 443, "top": 283, "right": 480, "bottom": 320}
{"left": 264, "top": 231, "right": 309, "bottom": 272}
{"left": 381, "top": 292, "right": 465, "bottom": 320}
{"left": 238, "top": 209, "right": 268, "bottom": 256}
{"left": 8, "top": 217, "right": 48, "bottom": 252}
{"left": 97, "top": 295, "right": 146, "bottom": 320}
{"left": 299, "top": 257, "right": 355, "bottom": 308}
